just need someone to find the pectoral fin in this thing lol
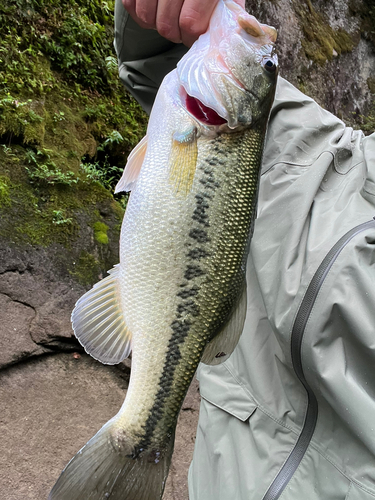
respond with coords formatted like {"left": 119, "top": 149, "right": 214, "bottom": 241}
{"left": 201, "top": 285, "right": 247, "bottom": 365}
{"left": 71, "top": 265, "right": 132, "bottom": 365}
{"left": 115, "top": 135, "right": 148, "bottom": 193}
{"left": 169, "top": 127, "right": 198, "bottom": 195}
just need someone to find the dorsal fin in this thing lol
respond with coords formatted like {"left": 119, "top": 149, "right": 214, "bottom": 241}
{"left": 115, "top": 135, "right": 148, "bottom": 193}
{"left": 71, "top": 265, "right": 132, "bottom": 365}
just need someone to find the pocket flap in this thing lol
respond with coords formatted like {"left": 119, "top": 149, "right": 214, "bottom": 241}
{"left": 197, "top": 363, "right": 257, "bottom": 421}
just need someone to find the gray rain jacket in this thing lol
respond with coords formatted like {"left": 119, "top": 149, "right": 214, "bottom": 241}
{"left": 114, "top": 2, "right": 375, "bottom": 498}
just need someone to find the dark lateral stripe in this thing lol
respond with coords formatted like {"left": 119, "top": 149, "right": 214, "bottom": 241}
{"left": 189, "top": 228, "right": 210, "bottom": 243}
{"left": 177, "top": 286, "right": 199, "bottom": 298}
{"left": 136, "top": 151, "right": 220, "bottom": 454}
{"left": 187, "top": 248, "right": 210, "bottom": 260}
{"left": 184, "top": 264, "right": 205, "bottom": 280}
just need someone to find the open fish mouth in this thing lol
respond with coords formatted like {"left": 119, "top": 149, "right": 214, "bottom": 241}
{"left": 185, "top": 93, "right": 227, "bottom": 126}
{"left": 176, "top": 1, "right": 278, "bottom": 130}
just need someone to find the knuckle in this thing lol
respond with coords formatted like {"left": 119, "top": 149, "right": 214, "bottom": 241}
{"left": 157, "top": 22, "right": 179, "bottom": 42}
{"left": 135, "top": 6, "right": 154, "bottom": 26}
{"left": 122, "top": 0, "right": 133, "bottom": 11}
{"left": 179, "top": 14, "right": 204, "bottom": 38}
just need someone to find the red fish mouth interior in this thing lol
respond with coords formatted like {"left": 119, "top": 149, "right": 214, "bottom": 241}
{"left": 185, "top": 94, "right": 227, "bottom": 126}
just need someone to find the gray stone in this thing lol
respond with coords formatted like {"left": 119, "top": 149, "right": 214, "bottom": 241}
{"left": 246, "top": 0, "right": 375, "bottom": 124}
{"left": 0, "top": 353, "right": 199, "bottom": 500}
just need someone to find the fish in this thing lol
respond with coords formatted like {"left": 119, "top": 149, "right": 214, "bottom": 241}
{"left": 48, "top": 1, "right": 278, "bottom": 499}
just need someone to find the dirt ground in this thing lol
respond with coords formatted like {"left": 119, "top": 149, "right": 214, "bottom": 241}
{"left": 0, "top": 353, "right": 200, "bottom": 500}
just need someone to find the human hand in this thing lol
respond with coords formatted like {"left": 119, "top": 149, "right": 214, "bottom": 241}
{"left": 122, "top": 0, "right": 246, "bottom": 47}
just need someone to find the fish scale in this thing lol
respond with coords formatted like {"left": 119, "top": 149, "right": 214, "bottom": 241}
{"left": 127, "top": 128, "right": 267, "bottom": 455}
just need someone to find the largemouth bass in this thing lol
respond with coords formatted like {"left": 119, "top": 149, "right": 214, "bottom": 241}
{"left": 49, "top": 1, "right": 278, "bottom": 499}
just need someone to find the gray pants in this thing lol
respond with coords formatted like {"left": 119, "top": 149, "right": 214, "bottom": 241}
{"left": 114, "top": 0, "right": 187, "bottom": 114}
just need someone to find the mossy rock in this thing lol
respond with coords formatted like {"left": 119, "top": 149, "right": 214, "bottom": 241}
{"left": 93, "top": 221, "right": 110, "bottom": 245}
{"left": 0, "top": 150, "right": 123, "bottom": 284}
{"left": 294, "top": 0, "right": 355, "bottom": 65}
{"left": 0, "top": 0, "right": 147, "bottom": 291}
{"left": 0, "top": 0, "right": 147, "bottom": 197}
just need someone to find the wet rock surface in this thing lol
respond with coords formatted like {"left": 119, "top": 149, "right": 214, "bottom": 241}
{"left": 0, "top": 353, "right": 199, "bottom": 500}
{"left": 247, "top": 0, "right": 375, "bottom": 125}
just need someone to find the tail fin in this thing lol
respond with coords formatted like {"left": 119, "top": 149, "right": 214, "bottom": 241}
{"left": 48, "top": 420, "right": 174, "bottom": 500}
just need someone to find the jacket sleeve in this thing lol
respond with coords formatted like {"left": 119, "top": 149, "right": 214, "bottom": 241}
{"left": 114, "top": 0, "right": 188, "bottom": 114}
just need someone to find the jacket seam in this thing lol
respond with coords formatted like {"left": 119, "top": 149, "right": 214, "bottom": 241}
{"left": 345, "top": 483, "right": 353, "bottom": 500}
{"left": 223, "top": 363, "right": 303, "bottom": 435}
{"left": 362, "top": 186, "right": 375, "bottom": 199}
{"left": 261, "top": 150, "right": 333, "bottom": 176}
{"left": 333, "top": 159, "right": 363, "bottom": 176}
{"left": 309, "top": 441, "right": 375, "bottom": 497}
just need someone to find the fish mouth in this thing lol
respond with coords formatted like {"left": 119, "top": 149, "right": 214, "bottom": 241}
{"left": 185, "top": 93, "right": 227, "bottom": 126}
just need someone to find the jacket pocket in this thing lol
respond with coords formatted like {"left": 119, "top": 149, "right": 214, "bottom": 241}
{"left": 197, "top": 363, "right": 257, "bottom": 421}
{"left": 346, "top": 483, "right": 375, "bottom": 500}
{"left": 192, "top": 364, "right": 300, "bottom": 500}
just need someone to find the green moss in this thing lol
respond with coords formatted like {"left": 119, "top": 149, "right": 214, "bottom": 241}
{"left": 1, "top": 0, "right": 116, "bottom": 94}
{"left": 362, "top": 102, "right": 375, "bottom": 134}
{"left": 52, "top": 209, "right": 73, "bottom": 225}
{"left": 297, "top": 79, "right": 307, "bottom": 95}
{"left": 294, "top": 0, "right": 355, "bottom": 65}
{"left": 0, "top": 174, "right": 11, "bottom": 206}
{"left": 349, "top": 0, "right": 375, "bottom": 45}
{"left": 0, "top": 0, "right": 147, "bottom": 193}
{"left": 0, "top": 150, "right": 122, "bottom": 247}
{"left": 0, "top": 0, "right": 138, "bottom": 284}
{"left": 3, "top": 179, "right": 79, "bottom": 246}
{"left": 69, "top": 251, "right": 101, "bottom": 286}
{"left": 368, "top": 78, "right": 375, "bottom": 95}
{"left": 93, "top": 221, "right": 109, "bottom": 245}
{"left": 95, "top": 232, "right": 109, "bottom": 245}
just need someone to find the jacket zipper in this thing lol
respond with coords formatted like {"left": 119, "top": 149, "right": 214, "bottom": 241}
{"left": 262, "top": 218, "right": 375, "bottom": 500}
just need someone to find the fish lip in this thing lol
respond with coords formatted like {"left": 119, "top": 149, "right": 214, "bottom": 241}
{"left": 179, "top": 79, "right": 252, "bottom": 132}
{"left": 178, "top": 86, "right": 230, "bottom": 132}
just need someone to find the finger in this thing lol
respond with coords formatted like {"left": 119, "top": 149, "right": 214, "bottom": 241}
{"left": 122, "top": 0, "right": 137, "bottom": 20}
{"left": 135, "top": 0, "right": 158, "bottom": 27}
{"left": 179, "top": 0, "right": 220, "bottom": 47}
{"left": 156, "top": 0, "right": 185, "bottom": 43}
{"left": 122, "top": 0, "right": 157, "bottom": 29}
{"left": 233, "top": 0, "right": 245, "bottom": 7}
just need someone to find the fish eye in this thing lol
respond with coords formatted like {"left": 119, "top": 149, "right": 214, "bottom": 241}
{"left": 263, "top": 59, "right": 277, "bottom": 73}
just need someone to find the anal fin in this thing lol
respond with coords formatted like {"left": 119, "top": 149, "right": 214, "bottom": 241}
{"left": 72, "top": 265, "right": 131, "bottom": 365}
{"left": 201, "top": 285, "right": 247, "bottom": 365}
